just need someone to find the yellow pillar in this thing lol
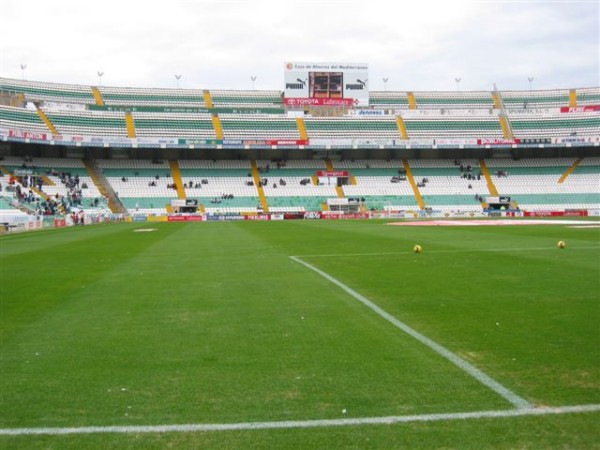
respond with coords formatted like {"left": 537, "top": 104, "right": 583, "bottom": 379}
{"left": 212, "top": 114, "right": 224, "bottom": 139}
{"left": 91, "top": 87, "right": 105, "bottom": 106}
{"left": 169, "top": 160, "right": 187, "bottom": 199}
{"left": 396, "top": 116, "right": 409, "bottom": 140}
{"left": 499, "top": 115, "right": 513, "bottom": 140}
{"left": 36, "top": 108, "right": 59, "bottom": 136}
{"left": 203, "top": 90, "right": 214, "bottom": 109}
{"left": 569, "top": 89, "right": 577, "bottom": 108}
{"left": 407, "top": 92, "right": 417, "bottom": 110}
{"left": 403, "top": 160, "right": 425, "bottom": 209}
{"left": 296, "top": 117, "right": 308, "bottom": 140}
{"left": 479, "top": 159, "right": 499, "bottom": 196}
{"left": 250, "top": 161, "right": 269, "bottom": 212}
{"left": 558, "top": 158, "right": 582, "bottom": 184}
{"left": 492, "top": 92, "right": 502, "bottom": 109}
{"left": 125, "top": 112, "right": 136, "bottom": 138}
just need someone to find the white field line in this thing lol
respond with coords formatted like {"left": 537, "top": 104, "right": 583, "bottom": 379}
{"left": 293, "top": 246, "right": 600, "bottom": 258}
{"left": 290, "top": 256, "right": 532, "bottom": 409}
{"left": 1, "top": 404, "right": 599, "bottom": 436}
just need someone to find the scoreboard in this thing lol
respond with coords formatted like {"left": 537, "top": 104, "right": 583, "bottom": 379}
{"left": 284, "top": 61, "right": 369, "bottom": 107}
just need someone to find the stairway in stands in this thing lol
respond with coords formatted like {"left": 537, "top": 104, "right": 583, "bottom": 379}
{"left": 83, "top": 158, "right": 127, "bottom": 214}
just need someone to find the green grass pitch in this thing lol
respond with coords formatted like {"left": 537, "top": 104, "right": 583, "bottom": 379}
{"left": 1, "top": 219, "right": 599, "bottom": 449}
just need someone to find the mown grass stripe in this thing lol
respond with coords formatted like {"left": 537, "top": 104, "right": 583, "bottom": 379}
{"left": 290, "top": 256, "right": 532, "bottom": 409}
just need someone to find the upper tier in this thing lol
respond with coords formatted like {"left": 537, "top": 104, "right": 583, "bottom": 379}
{"left": 2, "top": 77, "right": 599, "bottom": 110}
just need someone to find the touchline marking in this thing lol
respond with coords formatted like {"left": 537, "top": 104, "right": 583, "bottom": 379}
{"left": 1, "top": 404, "right": 598, "bottom": 436}
{"left": 290, "top": 256, "right": 532, "bottom": 409}
{"left": 293, "top": 246, "right": 600, "bottom": 258}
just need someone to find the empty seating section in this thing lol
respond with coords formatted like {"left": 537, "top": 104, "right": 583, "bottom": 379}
{"left": 0, "top": 77, "right": 95, "bottom": 103}
{"left": 413, "top": 91, "right": 494, "bottom": 109}
{"left": 2, "top": 78, "right": 599, "bottom": 146}
{"left": 508, "top": 111, "right": 600, "bottom": 138}
{"left": 304, "top": 116, "right": 399, "bottom": 138}
{"left": 485, "top": 157, "right": 600, "bottom": 210}
{"left": 578, "top": 156, "right": 600, "bottom": 166}
{"left": 183, "top": 177, "right": 259, "bottom": 213}
{"left": 0, "top": 156, "right": 597, "bottom": 214}
{"left": 575, "top": 87, "right": 600, "bottom": 106}
{"left": 177, "top": 160, "right": 256, "bottom": 213}
{"left": 97, "top": 159, "right": 176, "bottom": 214}
{"left": 178, "top": 160, "right": 251, "bottom": 169}
{"left": 327, "top": 159, "right": 415, "bottom": 210}
{"left": 334, "top": 159, "right": 399, "bottom": 169}
{"left": 220, "top": 114, "right": 299, "bottom": 140}
{"left": 369, "top": 91, "right": 495, "bottom": 110}
{"left": 132, "top": 112, "right": 215, "bottom": 138}
{"left": 255, "top": 159, "right": 335, "bottom": 212}
{"left": 210, "top": 90, "right": 283, "bottom": 107}
{"left": 370, "top": 88, "right": 600, "bottom": 111}
{"left": 501, "top": 89, "right": 570, "bottom": 109}
{"left": 43, "top": 109, "right": 128, "bottom": 136}
{"left": 369, "top": 92, "right": 410, "bottom": 109}
{"left": 0, "top": 105, "right": 49, "bottom": 134}
{"left": 326, "top": 159, "right": 490, "bottom": 210}
{"left": 410, "top": 159, "right": 486, "bottom": 210}
{"left": 401, "top": 111, "right": 503, "bottom": 139}
{"left": 99, "top": 86, "right": 206, "bottom": 107}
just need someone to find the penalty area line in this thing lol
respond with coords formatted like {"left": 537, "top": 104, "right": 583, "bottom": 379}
{"left": 1, "top": 404, "right": 599, "bottom": 436}
{"left": 290, "top": 256, "right": 531, "bottom": 409}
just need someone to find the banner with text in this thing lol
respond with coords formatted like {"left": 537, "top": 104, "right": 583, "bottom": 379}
{"left": 559, "top": 106, "right": 600, "bottom": 113}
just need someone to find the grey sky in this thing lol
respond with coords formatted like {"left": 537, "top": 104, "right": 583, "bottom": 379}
{"left": 1, "top": 0, "right": 598, "bottom": 91}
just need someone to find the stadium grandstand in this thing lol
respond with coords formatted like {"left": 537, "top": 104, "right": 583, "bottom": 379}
{"left": 0, "top": 72, "right": 598, "bottom": 226}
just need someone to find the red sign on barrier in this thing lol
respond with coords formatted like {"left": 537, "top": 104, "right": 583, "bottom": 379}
{"left": 9, "top": 129, "right": 48, "bottom": 140}
{"left": 244, "top": 215, "right": 271, "bottom": 221}
{"left": 265, "top": 139, "right": 309, "bottom": 146}
{"left": 523, "top": 210, "right": 588, "bottom": 217}
{"left": 316, "top": 170, "right": 349, "bottom": 177}
{"left": 284, "top": 98, "right": 356, "bottom": 106}
{"left": 560, "top": 106, "right": 600, "bottom": 113}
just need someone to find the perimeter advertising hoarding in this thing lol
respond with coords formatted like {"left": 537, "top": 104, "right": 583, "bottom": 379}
{"left": 284, "top": 62, "right": 369, "bottom": 107}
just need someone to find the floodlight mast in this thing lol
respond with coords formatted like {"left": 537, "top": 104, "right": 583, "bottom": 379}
{"left": 455, "top": 77, "right": 461, "bottom": 92}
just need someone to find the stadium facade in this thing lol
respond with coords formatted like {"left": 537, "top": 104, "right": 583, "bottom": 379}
{"left": 0, "top": 74, "right": 599, "bottom": 225}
